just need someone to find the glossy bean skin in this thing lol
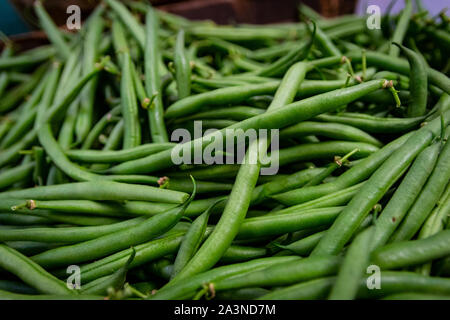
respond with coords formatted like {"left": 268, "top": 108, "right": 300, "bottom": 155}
{"left": 271, "top": 134, "right": 412, "bottom": 205}
{"left": 80, "top": 249, "right": 135, "bottom": 295}
{"left": 33, "top": 1, "right": 71, "bottom": 60}
{"left": 165, "top": 81, "right": 279, "bottom": 119}
{"left": 174, "top": 30, "right": 191, "bottom": 99}
{"left": 280, "top": 121, "right": 382, "bottom": 147}
{"left": 0, "top": 162, "right": 34, "bottom": 190}
{"left": 0, "top": 181, "right": 188, "bottom": 203}
{"left": 76, "top": 7, "right": 105, "bottom": 142}
{"left": 373, "top": 230, "right": 450, "bottom": 270}
{"left": 346, "top": 50, "right": 450, "bottom": 95}
{"left": 258, "top": 277, "right": 335, "bottom": 300}
{"left": 108, "top": 80, "right": 387, "bottom": 175}
{"left": 328, "top": 227, "right": 374, "bottom": 300}
{"left": 393, "top": 43, "right": 428, "bottom": 117}
{"left": 315, "top": 113, "right": 425, "bottom": 134}
{"left": 120, "top": 53, "right": 141, "bottom": 149}
{"left": 371, "top": 143, "right": 441, "bottom": 250}
{"left": 0, "top": 217, "right": 146, "bottom": 243}
{"left": 273, "top": 141, "right": 379, "bottom": 167}
{"left": 312, "top": 111, "right": 449, "bottom": 256}
{"left": 236, "top": 207, "right": 343, "bottom": 240}
{"left": 67, "top": 143, "right": 175, "bottom": 163}
{"left": 150, "top": 256, "right": 299, "bottom": 300}
{"left": 105, "top": 0, "right": 145, "bottom": 48}
{"left": 390, "top": 138, "right": 450, "bottom": 242}
{"left": 171, "top": 200, "right": 223, "bottom": 278}
{"left": 357, "top": 271, "right": 450, "bottom": 299}
{"left": 145, "top": 6, "right": 169, "bottom": 143}
{"left": 78, "top": 233, "right": 185, "bottom": 284}
{"left": 0, "top": 245, "right": 74, "bottom": 295}
{"left": 388, "top": 0, "right": 412, "bottom": 57}
{"left": 212, "top": 255, "right": 341, "bottom": 292}
{"left": 30, "top": 190, "right": 194, "bottom": 269}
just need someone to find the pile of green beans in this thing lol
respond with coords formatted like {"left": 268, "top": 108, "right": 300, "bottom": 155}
{"left": 0, "top": 0, "right": 449, "bottom": 301}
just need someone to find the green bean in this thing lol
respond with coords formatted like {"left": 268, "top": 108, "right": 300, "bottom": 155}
{"left": 0, "top": 181, "right": 188, "bottom": 203}
{"left": 0, "top": 46, "right": 12, "bottom": 98}
{"left": 393, "top": 43, "right": 428, "bottom": 117}
{"left": 0, "top": 63, "right": 47, "bottom": 113}
{"left": 105, "top": 0, "right": 145, "bottom": 49}
{"left": 328, "top": 227, "right": 374, "bottom": 300}
{"left": 165, "top": 81, "right": 279, "bottom": 119}
{"left": 273, "top": 141, "right": 378, "bottom": 168}
{"left": 34, "top": 1, "right": 71, "bottom": 60}
{"left": 76, "top": 7, "right": 105, "bottom": 142}
{"left": 0, "top": 162, "right": 34, "bottom": 190}
{"left": 251, "top": 167, "right": 325, "bottom": 204}
{"left": 271, "top": 182, "right": 365, "bottom": 216}
{"left": 58, "top": 100, "right": 80, "bottom": 150}
{"left": 121, "top": 52, "right": 141, "bottom": 148}
{"left": 81, "top": 248, "right": 135, "bottom": 295}
{"left": 38, "top": 124, "right": 106, "bottom": 181}
{"left": 211, "top": 255, "right": 341, "bottom": 292}
{"left": 171, "top": 199, "right": 224, "bottom": 279}
{"left": 280, "top": 121, "right": 382, "bottom": 147}
{"left": 373, "top": 230, "right": 450, "bottom": 270}
{"left": 174, "top": 29, "right": 191, "bottom": 99}
{"left": 371, "top": 143, "right": 441, "bottom": 250}
{"left": 170, "top": 62, "right": 308, "bottom": 283}
{"left": 0, "top": 46, "right": 56, "bottom": 70}
{"left": 101, "top": 119, "right": 124, "bottom": 151}
{"left": 81, "top": 106, "right": 121, "bottom": 149}
{"left": 175, "top": 106, "right": 265, "bottom": 123}
{"left": 0, "top": 245, "right": 74, "bottom": 295}
{"left": 150, "top": 256, "right": 299, "bottom": 299}
{"left": 0, "top": 289, "right": 101, "bottom": 300}
{"left": 220, "top": 245, "right": 267, "bottom": 264}
{"left": 0, "top": 213, "right": 53, "bottom": 226}
{"left": 390, "top": 139, "right": 450, "bottom": 242}
{"left": 187, "top": 25, "right": 294, "bottom": 41}
{"left": 0, "top": 280, "right": 37, "bottom": 295}
{"left": 357, "top": 271, "right": 450, "bottom": 299}
{"left": 346, "top": 50, "right": 450, "bottom": 95}
{"left": 315, "top": 113, "right": 425, "bottom": 133}
{"left": 35, "top": 62, "right": 61, "bottom": 128}
{"left": 78, "top": 232, "right": 185, "bottom": 284}
{"left": 258, "top": 277, "right": 335, "bottom": 300}
{"left": 109, "top": 80, "right": 388, "bottom": 175}
{"left": 0, "top": 216, "right": 146, "bottom": 243}
{"left": 388, "top": 0, "right": 412, "bottom": 57}
{"left": 30, "top": 184, "right": 194, "bottom": 268}
{"left": 236, "top": 207, "right": 343, "bottom": 240}
{"left": 314, "top": 24, "right": 342, "bottom": 57}
{"left": 145, "top": 6, "right": 169, "bottom": 143}
{"left": 32, "top": 147, "right": 46, "bottom": 186}
{"left": 67, "top": 143, "right": 174, "bottom": 164}
{"left": 275, "top": 230, "right": 326, "bottom": 256}
{"left": 311, "top": 111, "right": 449, "bottom": 256}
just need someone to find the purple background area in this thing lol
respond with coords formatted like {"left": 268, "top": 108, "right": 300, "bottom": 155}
{"left": 356, "top": 0, "right": 450, "bottom": 16}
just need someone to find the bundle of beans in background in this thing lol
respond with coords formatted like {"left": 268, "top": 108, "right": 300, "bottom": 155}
{"left": 0, "top": 0, "right": 449, "bottom": 300}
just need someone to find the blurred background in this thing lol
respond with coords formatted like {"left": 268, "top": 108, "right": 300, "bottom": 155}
{"left": 1, "top": 0, "right": 450, "bottom": 36}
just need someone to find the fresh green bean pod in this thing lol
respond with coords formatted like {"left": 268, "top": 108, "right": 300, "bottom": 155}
{"left": 312, "top": 111, "right": 449, "bottom": 256}
{"left": 0, "top": 180, "right": 189, "bottom": 203}
{"left": 371, "top": 143, "right": 441, "bottom": 250}
{"left": 390, "top": 139, "right": 450, "bottom": 242}
{"left": 0, "top": 245, "right": 74, "bottom": 295}
{"left": 393, "top": 43, "right": 428, "bottom": 117}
